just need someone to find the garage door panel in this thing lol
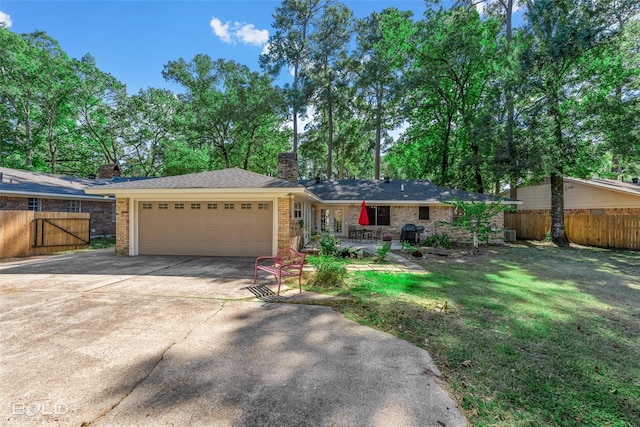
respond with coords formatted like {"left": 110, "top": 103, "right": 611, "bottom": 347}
{"left": 138, "top": 201, "right": 273, "bottom": 257}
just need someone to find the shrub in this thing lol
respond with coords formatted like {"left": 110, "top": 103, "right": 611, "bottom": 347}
{"left": 374, "top": 242, "right": 391, "bottom": 262}
{"left": 310, "top": 255, "right": 347, "bottom": 287}
{"left": 319, "top": 231, "right": 340, "bottom": 256}
{"left": 401, "top": 241, "right": 413, "bottom": 252}
{"left": 425, "top": 233, "right": 451, "bottom": 249}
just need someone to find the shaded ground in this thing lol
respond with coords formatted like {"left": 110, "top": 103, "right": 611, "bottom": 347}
{"left": 313, "top": 241, "right": 640, "bottom": 426}
{"left": 0, "top": 250, "right": 466, "bottom": 427}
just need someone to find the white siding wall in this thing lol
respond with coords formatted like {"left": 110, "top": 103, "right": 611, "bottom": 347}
{"left": 518, "top": 181, "right": 640, "bottom": 210}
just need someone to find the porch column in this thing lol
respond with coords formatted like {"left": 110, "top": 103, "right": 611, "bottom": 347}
{"left": 115, "top": 197, "right": 130, "bottom": 255}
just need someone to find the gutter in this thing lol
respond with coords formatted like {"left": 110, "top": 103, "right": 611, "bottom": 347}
{"left": 0, "top": 189, "right": 114, "bottom": 201}
{"left": 318, "top": 199, "right": 522, "bottom": 205}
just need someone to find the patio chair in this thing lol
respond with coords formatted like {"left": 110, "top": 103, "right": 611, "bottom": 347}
{"left": 348, "top": 225, "right": 358, "bottom": 240}
{"left": 254, "top": 247, "right": 307, "bottom": 296}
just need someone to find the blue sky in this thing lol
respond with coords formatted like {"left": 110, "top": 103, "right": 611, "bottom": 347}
{"left": 0, "top": 0, "right": 437, "bottom": 94}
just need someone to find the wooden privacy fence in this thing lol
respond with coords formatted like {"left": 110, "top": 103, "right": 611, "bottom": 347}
{"left": 0, "top": 211, "right": 90, "bottom": 258}
{"left": 505, "top": 213, "right": 640, "bottom": 250}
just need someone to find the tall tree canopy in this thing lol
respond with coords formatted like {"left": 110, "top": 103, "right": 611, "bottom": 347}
{"left": 1, "top": 0, "right": 639, "bottom": 249}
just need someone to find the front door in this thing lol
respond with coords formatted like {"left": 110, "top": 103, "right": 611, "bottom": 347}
{"left": 319, "top": 208, "right": 344, "bottom": 236}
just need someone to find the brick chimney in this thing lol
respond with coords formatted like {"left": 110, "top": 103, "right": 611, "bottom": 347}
{"left": 277, "top": 153, "right": 298, "bottom": 183}
{"left": 98, "top": 164, "right": 121, "bottom": 179}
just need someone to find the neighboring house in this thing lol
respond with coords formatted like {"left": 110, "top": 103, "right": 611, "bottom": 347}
{"left": 515, "top": 177, "right": 640, "bottom": 215}
{"left": 506, "top": 177, "right": 640, "bottom": 249}
{"left": 87, "top": 154, "right": 517, "bottom": 257}
{"left": 0, "top": 166, "right": 119, "bottom": 236}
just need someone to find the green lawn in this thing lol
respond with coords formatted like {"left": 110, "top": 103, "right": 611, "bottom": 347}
{"left": 304, "top": 242, "right": 640, "bottom": 426}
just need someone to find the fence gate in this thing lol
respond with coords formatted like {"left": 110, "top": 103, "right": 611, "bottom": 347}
{"left": 32, "top": 217, "right": 90, "bottom": 249}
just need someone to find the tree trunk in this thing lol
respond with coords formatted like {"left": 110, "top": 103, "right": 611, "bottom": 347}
{"left": 374, "top": 86, "right": 383, "bottom": 180}
{"left": 505, "top": 0, "right": 518, "bottom": 200}
{"left": 548, "top": 82, "right": 570, "bottom": 247}
{"left": 327, "top": 101, "right": 333, "bottom": 180}
{"left": 549, "top": 173, "right": 570, "bottom": 247}
{"left": 471, "top": 138, "right": 484, "bottom": 194}
{"left": 441, "top": 115, "right": 453, "bottom": 186}
{"left": 292, "top": 60, "right": 300, "bottom": 154}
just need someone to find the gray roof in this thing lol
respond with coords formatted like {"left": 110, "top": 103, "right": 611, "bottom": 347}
{"left": 0, "top": 167, "right": 122, "bottom": 200}
{"left": 300, "top": 178, "right": 513, "bottom": 203}
{"left": 566, "top": 177, "right": 640, "bottom": 195}
{"left": 98, "top": 168, "right": 300, "bottom": 190}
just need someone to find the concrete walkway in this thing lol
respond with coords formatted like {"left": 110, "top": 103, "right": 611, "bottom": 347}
{"left": 0, "top": 249, "right": 465, "bottom": 427}
{"left": 304, "top": 239, "right": 427, "bottom": 273}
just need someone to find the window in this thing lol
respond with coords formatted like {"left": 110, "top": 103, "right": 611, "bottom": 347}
{"left": 320, "top": 209, "right": 329, "bottom": 232}
{"left": 141, "top": 203, "right": 152, "bottom": 210}
{"left": 208, "top": 203, "right": 218, "bottom": 210}
{"left": 112, "top": 204, "right": 116, "bottom": 223}
{"left": 258, "top": 203, "right": 269, "bottom": 210}
{"left": 333, "top": 209, "right": 343, "bottom": 234}
{"left": 241, "top": 203, "right": 251, "bottom": 210}
{"left": 191, "top": 203, "right": 201, "bottom": 210}
{"left": 224, "top": 203, "right": 234, "bottom": 210}
{"left": 158, "top": 203, "right": 168, "bottom": 210}
{"left": 451, "top": 207, "right": 463, "bottom": 224}
{"left": 174, "top": 203, "right": 184, "bottom": 210}
{"left": 28, "top": 198, "right": 42, "bottom": 211}
{"left": 366, "top": 205, "right": 390, "bottom": 226}
{"left": 590, "top": 209, "right": 604, "bottom": 216}
{"left": 419, "top": 206, "right": 430, "bottom": 220}
{"left": 68, "top": 200, "right": 82, "bottom": 212}
{"left": 293, "top": 201, "right": 302, "bottom": 219}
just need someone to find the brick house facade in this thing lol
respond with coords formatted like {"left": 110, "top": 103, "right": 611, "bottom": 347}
{"left": 92, "top": 154, "right": 515, "bottom": 257}
{"left": 1, "top": 167, "right": 116, "bottom": 237}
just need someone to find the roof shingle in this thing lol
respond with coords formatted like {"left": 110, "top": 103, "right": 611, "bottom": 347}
{"left": 300, "top": 179, "right": 513, "bottom": 203}
{"left": 98, "top": 168, "right": 299, "bottom": 190}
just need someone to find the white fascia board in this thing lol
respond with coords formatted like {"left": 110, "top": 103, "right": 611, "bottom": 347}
{"left": 320, "top": 199, "right": 521, "bottom": 205}
{"left": 300, "top": 189, "right": 323, "bottom": 202}
{"left": 441, "top": 199, "right": 522, "bottom": 205}
{"left": 1, "top": 189, "right": 114, "bottom": 201}
{"left": 566, "top": 178, "right": 640, "bottom": 197}
{"left": 320, "top": 199, "right": 456, "bottom": 205}
{"left": 85, "top": 187, "right": 308, "bottom": 199}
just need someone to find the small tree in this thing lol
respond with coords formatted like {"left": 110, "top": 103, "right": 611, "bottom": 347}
{"left": 446, "top": 198, "right": 514, "bottom": 253}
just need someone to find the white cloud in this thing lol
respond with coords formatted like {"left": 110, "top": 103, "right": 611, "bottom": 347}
{"left": 236, "top": 23, "right": 268, "bottom": 47}
{"left": 209, "top": 16, "right": 268, "bottom": 47}
{"left": 0, "top": 11, "right": 12, "bottom": 28}
{"left": 209, "top": 17, "right": 232, "bottom": 43}
{"left": 261, "top": 42, "right": 271, "bottom": 56}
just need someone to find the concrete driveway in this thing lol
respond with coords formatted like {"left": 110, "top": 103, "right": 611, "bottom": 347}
{"left": 0, "top": 249, "right": 467, "bottom": 426}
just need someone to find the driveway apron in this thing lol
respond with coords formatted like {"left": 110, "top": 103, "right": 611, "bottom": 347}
{"left": 0, "top": 249, "right": 467, "bottom": 426}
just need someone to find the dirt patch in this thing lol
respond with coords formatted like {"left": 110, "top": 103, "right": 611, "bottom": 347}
{"left": 393, "top": 242, "right": 501, "bottom": 265}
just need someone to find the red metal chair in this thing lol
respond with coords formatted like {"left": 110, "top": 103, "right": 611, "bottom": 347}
{"left": 254, "top": 247, "right": 307, "bottom": 295}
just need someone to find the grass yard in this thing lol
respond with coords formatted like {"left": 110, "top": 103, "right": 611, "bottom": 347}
{"left": 304, "top": 242, "right": 640, "bottom": 426}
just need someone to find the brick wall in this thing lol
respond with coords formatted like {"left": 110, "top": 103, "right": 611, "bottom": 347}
{"left": 277, "top": 152, "right": 298, "bottom": 183}
{"left": 115, "top": 198, "right": 130, "bottom": 255}
{"left": 345, "top": 203, "right": 503, "bottom": 243}
{"left": 346, "top": 204, "right": 455, "bottom": 239}
{"left": 0, "top": 196, "right": 115, "bottom": 237}
{"left": 0, "top": 196, "right": 27, "bottom": 210}
{"left": 277, "top": 197, "right": 292, "bottom": 249}
{"left": 83, "top": 201, "right": 115, "bottom": 236}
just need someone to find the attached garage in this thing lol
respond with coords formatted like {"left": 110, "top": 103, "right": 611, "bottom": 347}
{"left": 138, "top": 201, "right": 273, "bottom": 257}
{"left": 85, "top": 167, "right": 319, "bottom": 257}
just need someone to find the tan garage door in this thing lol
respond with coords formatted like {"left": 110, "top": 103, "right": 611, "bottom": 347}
{"left": 138, "top": 201, "right": 273, "bottom": 257}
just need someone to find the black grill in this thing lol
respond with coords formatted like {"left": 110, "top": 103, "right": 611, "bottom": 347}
{"left": 400, "top": 223, "right": 424, "bottom": 245}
